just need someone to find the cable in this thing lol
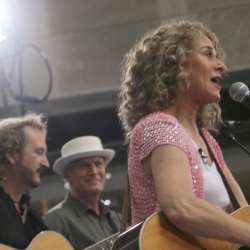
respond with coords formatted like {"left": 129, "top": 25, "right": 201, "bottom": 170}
{"left": 9, "top": 43, "right": 53, "bottom": 104}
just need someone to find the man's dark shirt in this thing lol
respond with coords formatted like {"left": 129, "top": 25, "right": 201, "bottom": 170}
{"left": 43, "top": 192, "right": 121, "bottom": 250}
{"left": 0, "top": 186, "right": 47, "bottom": 249}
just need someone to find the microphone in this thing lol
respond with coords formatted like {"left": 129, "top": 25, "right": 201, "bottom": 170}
{"left": 229, "top": 82, "right": 250, "bottom": 109}
{"left": 224, "top": 120, "right": 250, "bottom": 127}
{"left": 198, "top": 148, "right": 208, "bottom": 164}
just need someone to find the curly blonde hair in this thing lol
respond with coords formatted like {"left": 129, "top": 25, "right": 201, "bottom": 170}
{"left": 0, "top": 112, "right": 47, "bottom": 181}
{"left": 118, "top": 20, "right": 226, "bottom": 142}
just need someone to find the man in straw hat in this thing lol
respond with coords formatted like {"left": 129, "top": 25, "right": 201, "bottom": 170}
{"left": 43, "top": 135, "right": 120, "bottom": 250}
{"left": 0, "top": 113, "right": 50, "bottom": 249}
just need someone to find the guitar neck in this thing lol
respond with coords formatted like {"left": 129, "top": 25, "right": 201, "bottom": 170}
{"left": 84, "top": 232, "right": 119, "bottom": 250}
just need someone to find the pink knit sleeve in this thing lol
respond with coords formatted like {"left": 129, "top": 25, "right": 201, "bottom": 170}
{"left": 130, "top": 111, "right": 204, "bottom": 207}
{"left": 133, "top": 112, "right": 190, "bottom": 163}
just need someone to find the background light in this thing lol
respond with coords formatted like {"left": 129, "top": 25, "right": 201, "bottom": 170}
{"left": 0, "top": 0, "right": 6, "bottom": 42}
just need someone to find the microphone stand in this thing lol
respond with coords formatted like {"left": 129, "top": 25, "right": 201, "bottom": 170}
{"left": 220, "top": 127, "right": 250, "bottom": 157}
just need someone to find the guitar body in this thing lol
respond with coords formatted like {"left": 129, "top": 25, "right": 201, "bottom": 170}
{"left": 0, "top": 231, "right": 74, "bottom": 250}
{"left": 111, "top": 221, "right": 144, "bottom": 250}
{"left": 112, "top": 206, "right": 250, "bottom": 250}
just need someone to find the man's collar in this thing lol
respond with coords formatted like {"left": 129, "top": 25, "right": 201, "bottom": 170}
{"left": 66, "top": 192, "right": 110, "bottom": 217}
{"left": 0, "top": 186, "right": 30, "bottom": 205}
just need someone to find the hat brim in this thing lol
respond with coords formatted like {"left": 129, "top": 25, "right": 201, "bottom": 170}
{"left": 53, "top": 149, "right": 115, "bottom": 175}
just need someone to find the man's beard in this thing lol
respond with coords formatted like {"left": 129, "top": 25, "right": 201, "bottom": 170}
{"left": 19, "top": 163, "right": 40, "bottom": 188}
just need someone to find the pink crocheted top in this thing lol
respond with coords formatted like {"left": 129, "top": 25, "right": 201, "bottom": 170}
{"left": 129, "top": 111, "right": 227, "bottom": 226}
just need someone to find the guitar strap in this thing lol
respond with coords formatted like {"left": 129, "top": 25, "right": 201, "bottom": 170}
{"left": 120, "top": 174, "right": 130, "bottom": 234}
{"left": 119, "top": 146, "right": 131, "bottom": 234}
{"left": 201, "top": 131, "right": 241, "bottom": 210}
{"left": 106, "top": 213, "right": 119, "bottom": 234}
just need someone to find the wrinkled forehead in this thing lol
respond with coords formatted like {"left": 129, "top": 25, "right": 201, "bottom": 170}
{"left": 22, "top": 125, "right": 46, "bottom": 147}
{"left": 189, "top": 34, "right": 224, "bottom": 61}
{"left": 189, "top": 33, "right": 214, "bottom": 49}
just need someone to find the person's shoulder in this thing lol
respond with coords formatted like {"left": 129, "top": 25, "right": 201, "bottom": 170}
{"left": 131, "top": 111, "right": 181, "bottom": 145}
{"left": 42, "top": 205, "right": 67, "bottom": 232}
{"left": 139, "top": 111, "right": 174, "bottom": 123}
{"left": 42, "top": 204, "right": 65, "bottom": 224}
{"left": 133, "top": 111, "right": 176, "bottom": 132}
{"left": 109, "top": 209, "right": 121, "bottom": 218}
{"left": 44, "top": 199, "right": 68, "bottom": 216}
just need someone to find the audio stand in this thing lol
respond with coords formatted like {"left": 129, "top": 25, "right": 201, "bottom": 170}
{"left": 220, "top": 128, "right": 250, "bottom": 156}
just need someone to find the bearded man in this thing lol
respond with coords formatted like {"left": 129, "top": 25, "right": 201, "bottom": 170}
{"left": 0, "top": 113, "right": 50, "bottom": 249}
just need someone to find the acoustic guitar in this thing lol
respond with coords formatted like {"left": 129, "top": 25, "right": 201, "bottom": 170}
{"left": 0, "top": 231, "right": 74, "bottom": 250}
{"left": 0, "top": 230, "right": 120, "bottom": 250}
{"left": 111, "top": 206, "right": 250, "bottom": 250}
{"left": 83, "top": 232, "right": 119, "bottom": 250}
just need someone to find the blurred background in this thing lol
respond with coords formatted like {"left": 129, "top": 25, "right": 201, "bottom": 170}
{"left": 1, "top": 0, "right": 250, "bottom": 216}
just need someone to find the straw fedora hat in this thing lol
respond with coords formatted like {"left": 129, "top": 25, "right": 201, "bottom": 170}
{"left": 53, "top": 136, "right": 115, "bottom": 175}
